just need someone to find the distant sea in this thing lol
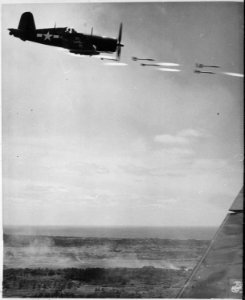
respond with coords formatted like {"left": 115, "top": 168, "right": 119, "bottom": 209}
{"left": 3, "top": 226, "right": 217, "bottom": 240}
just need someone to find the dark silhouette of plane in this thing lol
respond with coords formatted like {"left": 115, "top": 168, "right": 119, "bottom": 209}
{"left": 194, "top": 69, "right": 215, "bottom": 75}
{"left": 132, "top": 57, "right": 155, "bottom": 61}
{"left": 178, "top": 188, "right": 243, "bottom": 298}
{"left": 9, "top": 12, "right": 124, "bottom": 60}
{"left": 196, "top": 63, "right": 220, "bottom": 68}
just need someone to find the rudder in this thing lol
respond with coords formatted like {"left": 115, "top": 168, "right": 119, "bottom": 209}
{"left": 18, "top": 12, "right": 36, "bottom": 31}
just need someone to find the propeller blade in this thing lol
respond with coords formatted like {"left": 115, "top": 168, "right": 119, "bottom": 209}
{"left": 117, "top": 46, "right": 121, "bottom": 60}
{"left": 116, "top": 23, "right": 123, "bottom": 61}
{"left": 118, "top": 23, "right": 122, "bottom": 44}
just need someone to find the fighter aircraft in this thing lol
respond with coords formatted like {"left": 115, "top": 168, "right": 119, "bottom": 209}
{"left": 194, "top": 69, "right": 215, "bottom": 75}
{"left": 8, "top": 12, "right": 124, "bottom": 60}
{"left": 132, "top": 57, "right": 155, "bottom": 61}
{"left": 195, "top": 63, "right": 220, "bottom": 68}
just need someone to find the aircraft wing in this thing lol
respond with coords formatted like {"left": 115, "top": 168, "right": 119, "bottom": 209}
{"left": 177, "top": 188, "right": 243, "bottom": 298}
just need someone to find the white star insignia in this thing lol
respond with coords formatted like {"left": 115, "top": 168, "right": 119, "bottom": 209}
{"left": 44, "top": 32, "right": 52, "bottom": 40}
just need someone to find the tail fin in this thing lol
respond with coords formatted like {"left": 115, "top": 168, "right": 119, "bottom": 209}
{"left": 18, "top": 12, "right": 36, "bottom": 31}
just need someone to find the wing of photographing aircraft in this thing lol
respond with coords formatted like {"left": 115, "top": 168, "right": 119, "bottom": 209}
{"left": 177, "top": 187, "right": 243, "bottom": 298}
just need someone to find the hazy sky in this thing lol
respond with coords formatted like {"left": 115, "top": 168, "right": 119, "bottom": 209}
{"left": 2, "top": 2, "right": 243, "bottom": 227}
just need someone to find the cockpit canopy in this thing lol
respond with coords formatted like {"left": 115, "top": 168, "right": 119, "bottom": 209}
{"left": 65, "top": 27, "right": 77, "bottom": 34}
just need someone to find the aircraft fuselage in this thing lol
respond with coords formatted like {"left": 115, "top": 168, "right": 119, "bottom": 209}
{"left": 9, "top": 27, "right": 118, "bottom": 55}
{"left": 9, "top": 12, "right": 122, "bottom": 57}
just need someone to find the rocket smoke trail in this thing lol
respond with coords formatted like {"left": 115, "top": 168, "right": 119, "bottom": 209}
{"left": 222, "top": 72, "right": 243, "bottom": 78}
{"left": 141, "top": 62, "right": 180, "bottom": 67}
{"left": 158, "top": 68, "right": 181, "bottom": 72}
{"left": 103, "top": 62, "right": 128, "bottom": 66}
{"left": 157, "top": 62, "right": 180, "bottom": 67}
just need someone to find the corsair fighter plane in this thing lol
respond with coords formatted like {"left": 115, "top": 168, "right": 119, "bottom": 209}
{"left": 9, "top": 12, "right": 124, "bottom": 60}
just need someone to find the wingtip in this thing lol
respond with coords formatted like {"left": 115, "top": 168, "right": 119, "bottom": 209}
{"left": 229, "top": 187, "right": 243, "bottom": 212}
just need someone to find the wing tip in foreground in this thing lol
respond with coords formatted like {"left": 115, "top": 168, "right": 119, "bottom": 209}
{"left": 177, "top": 187, "right": 243, "bottom": 299}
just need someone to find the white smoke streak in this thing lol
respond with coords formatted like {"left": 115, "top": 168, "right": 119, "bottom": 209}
{"left": 222, "top": 72, "right": 244, "bottom": 78}
{"left": 158, "top": 68, "right": 181, "bottom": 72}
{"left": 157, "top": 62, "right": 180, "bottom": 66}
